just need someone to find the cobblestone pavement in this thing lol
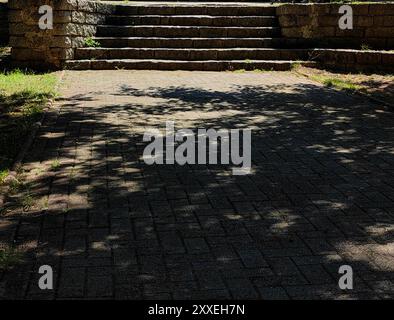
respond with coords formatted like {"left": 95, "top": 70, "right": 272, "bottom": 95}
{"left": 1, "top": 70, "right": 394, "bottom": 300}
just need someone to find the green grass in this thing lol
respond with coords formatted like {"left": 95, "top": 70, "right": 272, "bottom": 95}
{"left": 310, "top": 75, "right": 362, "bottom": 92}
{"left": 84, "top": 37, "right": 101, "bottom": 48}
{"left": 290, "top": 63, "right": 302, "bottom": 70}
{"left": 0, "top": 69, "right": 57, "bottom": 95}
{"left": 19, "top": 192, "right": 34, "bottom": 211}
{"left": 0, "top": 246, "right": 23, "bottom": 270}
{"left": 50, "top": 159, "right": 61, "bottom": 171}
{"left": 322, "top": 78, "right": 362, "bottom": 91}
{"left": 0, "top": 69, "right": 57, "bottom": 178}
{"left": 0, "top": 169, "right": 8, "bottom": 183}
{"left": 361, "top": 44, "right": 372, "bottom": 51}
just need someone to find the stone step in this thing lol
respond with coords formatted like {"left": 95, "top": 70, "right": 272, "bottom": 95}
{"left": 93, "top": 37, "right": 295, "bottom": 48}
{"left": 75, "top": 48, "right": 310, "bottom": 61}
{"left": 65, "top": 59, "right": 315, "bottom": 71}
{"left": 114, "top": 5, "right": 277, "bottom": 16}
{"left": 96, "top": 25, "right": 280, "bottom": 38}
{"left": 106, "top": 15, "right": 278, "bottom": 27}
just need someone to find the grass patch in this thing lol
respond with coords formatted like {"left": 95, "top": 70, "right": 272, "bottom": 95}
{"left": 322, "top": 78, "right": 362, "bottom": 91}
{"left": 19, "top": 192, "right": 34, "bottom": 211}
{"left": 0, "top": 169, "right": 8, "bottom": 183}
{"left": 0, "top": 246, "right": 23, "bottom": 270}
{"left": 0, "top": 69, "right": 57, "bottom": 178}
{"left": 50, "top": 159, "right": 61, "bottom": 171}
{"left": 310, "top": 75, "right": 362, "bottom": 92}
{"left": 84, "top": 37, "right": 101, "bottom": 48}
{"left": 290, "top": 63, "right": 302, "bottom": 71}
{"left": 253, "top": 68, "right": 268, "bottom": 73}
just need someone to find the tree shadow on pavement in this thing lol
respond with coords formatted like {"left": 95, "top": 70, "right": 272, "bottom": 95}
{"left": 1, "top": 74, "right": 394, "bottom": 299}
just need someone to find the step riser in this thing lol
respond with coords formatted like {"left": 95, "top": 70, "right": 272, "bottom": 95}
{"left": 68, "top": 5, "right": 314, "bottom": 71}
{"left": 75, "top": 49, "right": 309, "bottom": 61}
{"left": 106, "top": 16, "right": 278, "bottom": 27}
{"left": 114, "top": 6, "right": 277, "bottom": 16}
{"left": 66, "top": 60, "right": 311, "bottom": 71}
{"left": 94, "top": 38, "right": 287, "bottom": 48}
{"left": 97, "top": 26, "right": 280, "bottom": 38}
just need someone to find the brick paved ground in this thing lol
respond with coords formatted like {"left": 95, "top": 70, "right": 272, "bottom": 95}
{"left": 1, "top": 70, "right": 394, "bottom": 299}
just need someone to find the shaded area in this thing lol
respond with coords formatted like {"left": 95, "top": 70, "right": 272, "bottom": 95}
{"left": 0, "top": 70, "right": 57, "bottom": 177}
{"left": 296, "top": 66, "right": 394, "bottom": 107}
{"left": 0, "top": 70, "right": 394, "bottom": 300}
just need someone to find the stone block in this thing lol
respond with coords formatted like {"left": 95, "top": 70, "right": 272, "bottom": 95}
{"left": 55, "top": 11, "right": 73, "bottom": 23}
{"left": 362, "top": 38, "right": 388, "bottom": 50}
{"left": 66, "top": 59, "right": 91, "bottom": 69}
{"left": 336, "top": 28, "right": 365, "bottom": 38}
{"left": 316, "top": 16, "right": 338, "bottom": 27}
{"left": 8, "top": 10, "right": 22, "bottom": 23}
{"left": 72, "top": 36, "right": 86, "bottom": 48}
{"left": 96, "top": 2, "right": 115, "bottom": 15}
{"left": 313, "top": 27, "right": 336, "bottom": 38}
{"left": 278, "top": 15, "right": 297, "bottom": 28}
{"left": 57, "top": 0, "right": 79, "bottom": 11}
{"left": 78, "top": 0, "right": 97, "bottom": 13}
{"left": 281, "top": 27, "right": 302, "bottom": 38}
{"left": 297, "top": 16, "right": 312, "bottom": 27}
{"left": 51, "top": 47, "right": 75, "bottom": 60}
{"left": 350, "top": 4, "right": 370, "bottom": 15}
{"left": 9, "top": 23, "right": 38, "bottom": 35}
{"left": 369, "top": 4, "right": 394, "bottom": 15}
{"left": 356, "top": 51, "right": 382, "bottom": 65}
{"left": 12, "top": 48, "right": 43, "bottom": 61}
{"left": 374, "top": 15, "right": 394, "bottom": 27}
{"left": 382, "top": 52, "right": 394, "bottom": 65}
{"left": 276, "top": 4, "right": 311, "bottom": 16}
{"left": 9, "top": 35, "right": 25, "bottom": 47}
{"left": 355, "top": 16, "right": 374, "bottom": 27}
{"left": 55, "top": 23, "right": 95, "bottom": 37}
{"left": 310, "top": 4, "right": 331, "bottom": 15}
{"left": 71, "top": 11, "right": 86, "bottom": 24}
{"left": 85, "top": 13, "right": 103, "bottom": 25}
{"left": 50, "top": 36, "right": 73, "bottom": 48}
{"left": 365, "top": 27, "right": 394, "bottom": 38}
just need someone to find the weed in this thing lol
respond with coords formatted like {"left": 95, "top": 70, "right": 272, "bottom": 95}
{"left": 84, "top": 37, "right": 101, "bottom": 48}
{"left": 0, "top": 246, "right": 23, "bottom": 270}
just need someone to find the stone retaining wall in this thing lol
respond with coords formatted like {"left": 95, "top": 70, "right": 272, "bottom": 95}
{"left": 8, "top": 0, "right": 114, "bottom": 69}
{"left": 0, "top": 1, "right": 8, "bottom": 45}
{"left": 311, "top": 49, "right": 394, "bottom": 73}
{"left": 277, "top": 3, "right": 394, "bottom": 50}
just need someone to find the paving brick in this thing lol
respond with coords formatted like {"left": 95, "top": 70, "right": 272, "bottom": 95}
{"left": 184, "top": 238, "right": 210, "bottom": 254}
{"left": 258, "top": 286, "right": 289, "bottom": 300}
{"left": 1, "top": 69, "right": 394, "bottom": 300}
{"left": 226, "top": 278, "right": 259, "bottom": 299}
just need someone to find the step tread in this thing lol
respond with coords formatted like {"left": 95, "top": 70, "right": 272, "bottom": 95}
{"left": 112, "top": 4, "right": 277, "bottom": 17}
{"left": 114, "top": 4, "right": 278, "bottom": 7}
{"left": 67, "top": 59, "right": 311, "bottom": 63}
{"left": 93, "top": 37, "right": 283, "bottom": 40}
{"left": 98, "top": 25, "right": 280, "bottom": 29}
{"left": 108, "top": 15, "right": 277, "bottom": 18}
{"left": 77, "top": 48, "right": 308, "bottom": 51}
{"left": 65, "top": 59, "right": 315, "bottom": 70}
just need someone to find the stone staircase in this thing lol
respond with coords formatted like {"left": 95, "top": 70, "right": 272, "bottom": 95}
{"left": 66, "top": 3, "right": 315, "bottom": 71}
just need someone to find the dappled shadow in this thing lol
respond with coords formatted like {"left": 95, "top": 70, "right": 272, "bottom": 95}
{"left": 0, "top": 90, "right": 55, "bottom": 171}
{"left": 1, "top": 71, "right": 394, "bottom": 299}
